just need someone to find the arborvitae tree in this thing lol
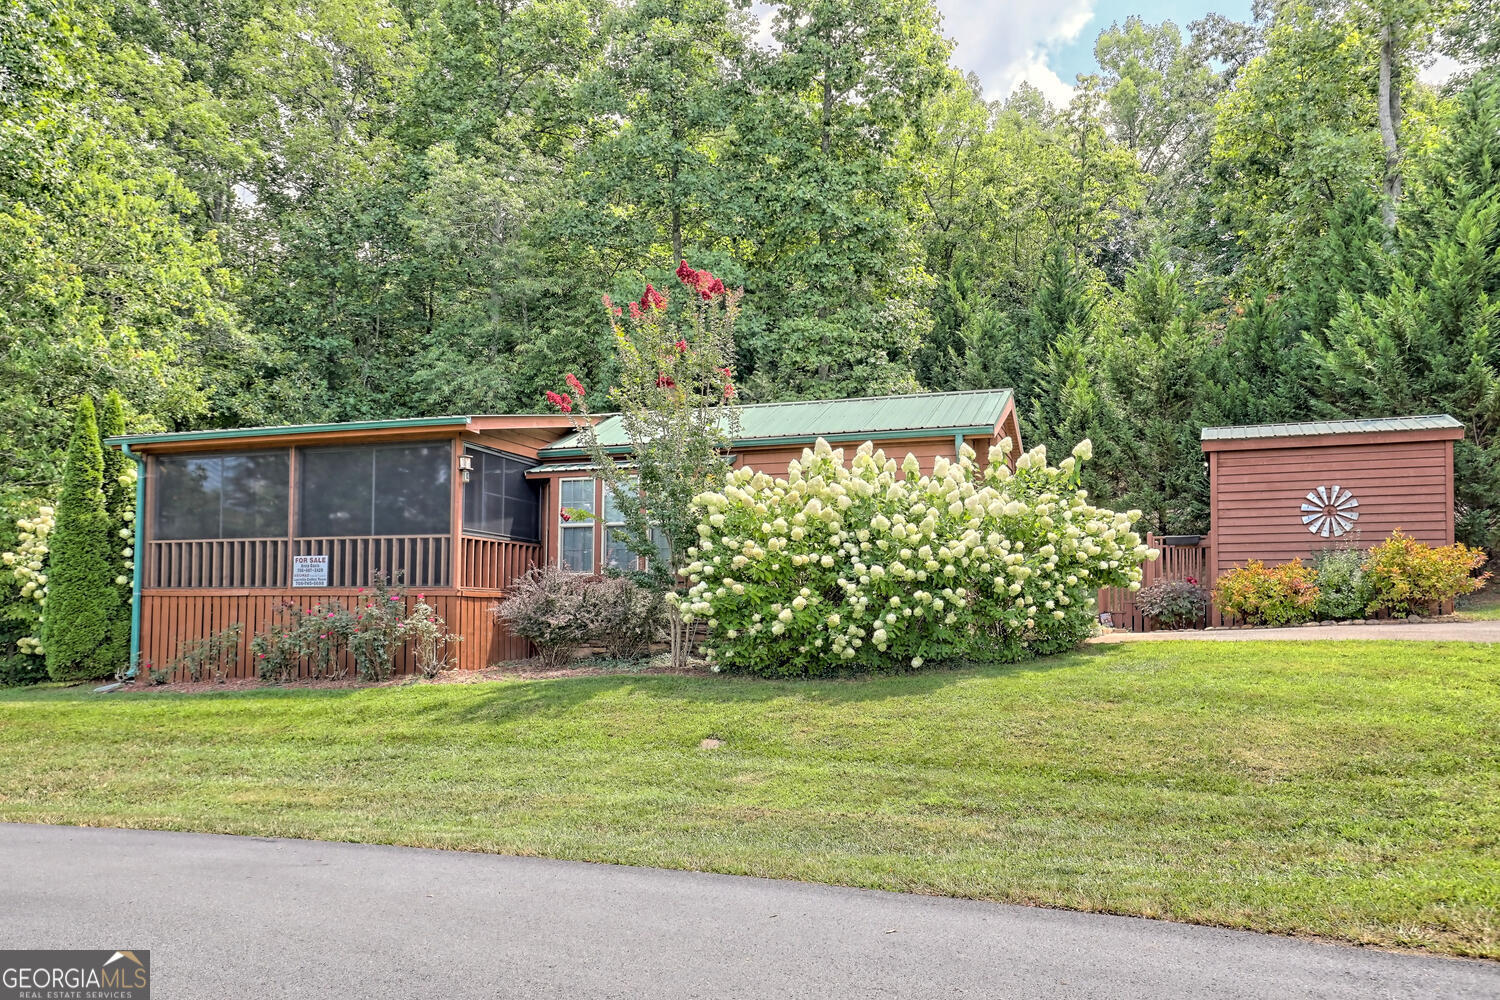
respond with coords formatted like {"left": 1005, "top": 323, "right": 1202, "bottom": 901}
{"left": 43, "top": 398, "right": 121, "bottom": 681}
{"left": 1195, "top": 294, "right": 1310, "bottom": 429}
{"left": 98, "top": 391, "right": 134, "bottom": 668}
{"left": 1099, "top": 249, "right": 1212, "bottom": 535}
{"left": 1028, "top": 326, "right": 1131, "bottom": 507}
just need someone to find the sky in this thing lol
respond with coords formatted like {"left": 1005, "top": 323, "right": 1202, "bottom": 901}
{"left": 936, "top": 0, "right": 1255, "bottom": 105}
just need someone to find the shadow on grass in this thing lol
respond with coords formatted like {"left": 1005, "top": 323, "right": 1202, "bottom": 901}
{"left": 1, "top": 646, "right": 1103, "bottom": 730}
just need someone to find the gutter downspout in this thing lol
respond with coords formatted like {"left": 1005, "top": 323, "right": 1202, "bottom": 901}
{"left": 955, "top": 432, "right": 964, "bottom": 461}
{"left": 121, "top": 443, "right": 146, "bottom": 680}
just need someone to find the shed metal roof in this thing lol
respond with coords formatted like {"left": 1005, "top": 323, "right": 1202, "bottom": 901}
{"left": 538, "top": 389, "right": 1014, "bottom": 457}
{"left": 1200, "top": 414, "right": 1462, "bottom": 442}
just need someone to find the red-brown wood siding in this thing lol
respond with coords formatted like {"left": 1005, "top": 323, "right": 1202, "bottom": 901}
{"left": 1210, "top": 439, "right": 1456, "bottom": 578}
{"left": 140, "top": 585, "right": 534, "bottom": 680}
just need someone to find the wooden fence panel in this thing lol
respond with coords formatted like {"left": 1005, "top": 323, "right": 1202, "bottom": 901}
{"left": 1095, "top": 534, "right": 1213, "bottom": 632}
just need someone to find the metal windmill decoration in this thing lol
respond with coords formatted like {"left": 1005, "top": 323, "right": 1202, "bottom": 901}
{"left": 1300, "top": 485, "right": 1360, "bottom": 537}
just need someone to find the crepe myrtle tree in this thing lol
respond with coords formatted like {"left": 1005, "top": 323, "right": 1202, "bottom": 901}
{"left": 546, "top": 262, "right": 742, "bottom": 662}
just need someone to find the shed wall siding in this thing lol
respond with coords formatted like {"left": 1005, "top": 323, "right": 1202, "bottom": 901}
{"left": 1211, "top": 439, "right": 1454, "bottom": 577}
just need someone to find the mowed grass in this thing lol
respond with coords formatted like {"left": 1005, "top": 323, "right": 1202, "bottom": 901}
{"left": 2, "top": 642, "right": 1497, "bottom": 957}
{"left": 1458, "top": 585, "right": 1500, "bottom": 621}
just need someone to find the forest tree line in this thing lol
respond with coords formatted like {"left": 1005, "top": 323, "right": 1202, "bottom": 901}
{"left": 2, "top": 0, "right": 1498, "bottom": 563}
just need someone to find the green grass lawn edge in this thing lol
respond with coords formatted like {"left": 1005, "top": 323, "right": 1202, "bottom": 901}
{"left": 2, "top": 640, "right": 1497, "bottom": 959}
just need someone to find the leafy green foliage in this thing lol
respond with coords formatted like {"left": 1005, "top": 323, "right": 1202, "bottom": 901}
{"left": 1311, "top": 546, "right": 1372, "bottom": 620}
{"left": 1361, "top": 530, "right": 1489, "bottom": 616}
{"left": 1213, "top": 559, "right": 1319, "bottom": 627}
{"left": 42, "top": 399, "right": 122, "bottom": 681}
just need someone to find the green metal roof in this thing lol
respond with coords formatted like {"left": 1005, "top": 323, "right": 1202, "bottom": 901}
{"left": 107, "top": 415, "right": 473, "bottom": 447}
{"left": 1201, "top": 414, "right": 1461, "bottom": 442}
{"left": 538, "top": 389, "right": 1014, "bottom": 457}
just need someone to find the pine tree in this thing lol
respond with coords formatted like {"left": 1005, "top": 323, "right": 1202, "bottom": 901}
{"left": 42, "top": 398, "right": 121, "bottom": 681}
{"left": 98, "top": 391, "right": 134, "bottom": 668}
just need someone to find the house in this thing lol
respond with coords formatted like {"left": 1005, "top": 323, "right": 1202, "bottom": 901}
{"left": 108, "top": 389, "right": 1021, "bottom": 678}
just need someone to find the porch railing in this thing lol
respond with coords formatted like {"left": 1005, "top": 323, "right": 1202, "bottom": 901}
{"left": 460, "top": 535, "right": 542, "bottom": 591}
{"left": 1096, "top": 533, "right": 1212, "bottom": 632}
{"left": 145, "top": 534, "right": 452, "bottom": 589}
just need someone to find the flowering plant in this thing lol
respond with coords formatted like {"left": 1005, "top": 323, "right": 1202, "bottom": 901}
{"left": 1135, "top": 579, "right": 1208, "bottom": 629}
{"left": 676, "top": 437, "right": 1153, "bottom": 676}
{"left": 546, "top": 262, "right": 743, "bottom": 666}
{"left": 1361, "top": 530, "right": 1488, "bottom": 616}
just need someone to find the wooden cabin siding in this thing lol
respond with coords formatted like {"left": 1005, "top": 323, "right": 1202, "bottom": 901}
{"left": 732, "top": 434, "right": 996, "bottom": 479}
{"left": 1209, "top": 439, "right": 1455, "bottom": 578}
{"left": 140, "top": 580, "right": 537, "bottom": 681}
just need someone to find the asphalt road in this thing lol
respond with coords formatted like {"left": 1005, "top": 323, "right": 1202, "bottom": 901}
{"left": 2, "top": 824, "right": 1494, "bottom": 999}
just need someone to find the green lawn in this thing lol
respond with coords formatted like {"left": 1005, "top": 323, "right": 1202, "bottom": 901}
{"left": 2, "top": 642, "right": 1497, "bottom": 958}
{"left": 1458, "top": 585, "right": 1500, "bottom": 621}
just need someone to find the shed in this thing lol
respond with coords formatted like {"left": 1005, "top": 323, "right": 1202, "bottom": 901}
{"left": 1200, "top": 414, "right": 1463, "bottom": 581}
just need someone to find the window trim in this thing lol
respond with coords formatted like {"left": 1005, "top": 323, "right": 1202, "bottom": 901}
{"left": 558, "top": 476, "right": 596, "bottom": 573}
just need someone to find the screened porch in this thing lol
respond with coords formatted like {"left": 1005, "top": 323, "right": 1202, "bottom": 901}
{"left": 143, "top": 438, "right": 542, "bottom": 591}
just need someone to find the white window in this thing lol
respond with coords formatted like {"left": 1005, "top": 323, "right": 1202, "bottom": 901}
{"left": 648, "top": 527, "right": 670, "bottom": 569}
{"left": 559, "top": 478, "right": 595, "bottom": 572}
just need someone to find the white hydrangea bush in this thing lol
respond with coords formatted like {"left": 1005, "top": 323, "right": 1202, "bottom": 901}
{"left": 2, "top": 506, "right": 56, "bottom": 657}
{"left": 676, "top": 438, "right": 1155, "bottom": 676}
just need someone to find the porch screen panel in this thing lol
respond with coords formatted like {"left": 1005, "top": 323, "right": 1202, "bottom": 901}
{"left": 462, "top": 449, "right": 540, "bottom": 541}
{"left": 298, "top": 442, "right": 451, "bottom": 537}
{"left": 154, "top": 450, "right": 289, "bottom": 540}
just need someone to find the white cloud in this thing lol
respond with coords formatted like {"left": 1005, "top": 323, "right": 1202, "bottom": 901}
{"left": 1419, "top": 52, "right": 1464, "bottom": 87}
{"left": 936, "top": 0, "right": 1097, "bottom": 104}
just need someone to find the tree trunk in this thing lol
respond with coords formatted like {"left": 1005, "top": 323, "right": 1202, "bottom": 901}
{"left": 1377, "top": 20, "right": 1403, "bottom": 229}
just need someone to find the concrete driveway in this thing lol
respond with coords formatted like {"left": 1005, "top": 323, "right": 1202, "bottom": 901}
{"left": 1, "top": 824, "right": 1495, "bottom": 999}
{"left": 1089, "top": 620, "right": 1500, "bottom": 643}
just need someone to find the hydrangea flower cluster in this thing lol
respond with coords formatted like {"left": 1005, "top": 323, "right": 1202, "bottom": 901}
{"left": 676, "top": 437, "right": 1154, "bottom": 676}
{"left": 2, "top": 506, "right": 56, "bottom": 656}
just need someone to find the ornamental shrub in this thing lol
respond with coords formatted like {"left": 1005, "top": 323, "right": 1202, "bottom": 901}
{"left": 1362, "top": 530, "right": 1489, "bottom": 616}
{"left": 1135, "top": 579, "right": 1208, "bottom": 629}
{"left": 495, "top": 568, "right": 664, "bottom": 667}
{"left": 676, "top": 438, "right": 1153, "bottom": 677}
{"left": 1311, "top": 546, "right": 1369, "bottom": 620}
{"left": 495, "top": 566, "right": 598, "bottom": 669}
{"left": 1213, "top": 559, "right": 1319, "bottom": 627}
{"left": 43, "top": 398, "right": 122, "bottom": 681}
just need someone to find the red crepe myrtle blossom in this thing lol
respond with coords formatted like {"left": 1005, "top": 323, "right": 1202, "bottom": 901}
{"left": 565, "top": 373, "right": 586, "bottom": 397}
{"left": 1186, "top": 577, "right": 1198, "bottom": 587}
{"left": 545, "top": 390, "right": 574, "bottom": 413}
{"left": 640, "top": 283, "right": 667, "bottom": 311}
{"left": 673, "top": 339, "right": 687, "bottom": 354}
{"left": 723, "top": 382, "right": 735, "bottom": 399}
{"left": 601, "top": 293, "right": 614, "bottom": 310}
{"left": 656, "top": 373, "right": 676, "bottom": 388}
{"left": 676, "top": 260, "right": 697, "bottom": 284}
{"left": 703, "top": 276, "right": 726, "bottom": 299}
{"left": 560, "top": 510, "right": 572, "bottom": 522}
